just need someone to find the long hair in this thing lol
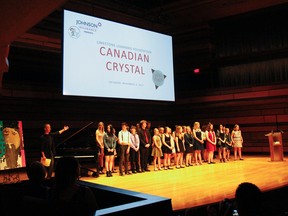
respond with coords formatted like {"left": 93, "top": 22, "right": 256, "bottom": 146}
{"left": 186, "top": 126, "right": 192, "bottom": 134}
{"left": 106, "top": 124, "right": 114, "bottom": 137}
{"left": 206, "top": 122, "right": 214, "bottom": 132}
{"left": 234, "top": 124, "right": 240, "bottom": 131}
{"left": 175, "top": 125, "right": 182, "bottom": 136}
{"left": 164, "top": 126, "right": 171, "bottom": 134}
{"left": 193, "top": 122, "right": 200, "bottom": 130}
{"left": 97, "top": 122, "right": 105, "bottom": 133}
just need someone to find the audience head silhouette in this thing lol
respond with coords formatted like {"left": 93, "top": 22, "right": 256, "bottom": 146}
{"left": 235, "top": 182, "right": 263, "bottom": 216}
{"left": 54, "top": 156, "right": 80, "bottom": 190}
{"left": 23, "top": 161, "right": 50, "bottom": 200}
{"left": 26, "top": 161, "right": 47, "bottom": 184}
{"left": 51, "top": 156, "right": 99, "bottom": 215}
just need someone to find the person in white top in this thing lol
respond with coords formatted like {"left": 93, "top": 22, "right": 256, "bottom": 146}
{"left": 231, "top": 124, "right": 244, "bottom": 160}
{"left": 95, "top": 122, "right": 105, "bottom": 174}
{"left": 129, "top": 125, "right": 140, "bottom": 173}
{"left": 118, "top": 122, "right": 131, "bottom": 176}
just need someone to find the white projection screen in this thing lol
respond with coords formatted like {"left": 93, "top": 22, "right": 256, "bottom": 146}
{"left": 63, "top": 10, "right": 175, "bottom": 101}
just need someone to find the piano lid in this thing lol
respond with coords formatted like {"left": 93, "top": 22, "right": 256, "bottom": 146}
{"left": 55, "top": 121, "right": 97, "bottom": 157}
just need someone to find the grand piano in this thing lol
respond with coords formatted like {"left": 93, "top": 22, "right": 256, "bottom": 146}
{"left": 54, "top": 121, "right": 99, "bottom": 177}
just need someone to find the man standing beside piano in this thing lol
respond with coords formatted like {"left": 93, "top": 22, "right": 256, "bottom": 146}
{"left": 40, "top": 123, "right": 69, "bottom": 179}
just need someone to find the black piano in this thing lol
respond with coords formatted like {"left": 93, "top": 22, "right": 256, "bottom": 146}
{"left": 54, "top": 121, "right": 99, "bottom": 177}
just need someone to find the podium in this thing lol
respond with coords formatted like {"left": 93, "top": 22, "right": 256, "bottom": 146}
{"left": 265, "top": 131, "right": 284, "bottom": 162}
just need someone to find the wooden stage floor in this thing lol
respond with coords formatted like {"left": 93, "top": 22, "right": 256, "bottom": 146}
{"left": 81, "top": 155, "right": 288, "bottom": 211}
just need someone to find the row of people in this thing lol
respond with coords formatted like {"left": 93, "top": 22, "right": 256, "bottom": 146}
{"left": 95, "top": 120, "right": 244, "bottom": 177}
{"left": 96, "top": 120, "right": 152, "bottom": 176}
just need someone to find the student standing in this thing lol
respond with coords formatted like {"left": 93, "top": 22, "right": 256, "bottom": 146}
{"left": 184, "top": 126, "right": 194, "bottom": 166}
{"left": 129, "top": 125, "right": 140, "bottom": 173}
{"left": 193, "top": 122, "right": 204, "bottom": 165}
{"left": 118, "top": 122, "right": 131, "bottom": 176}
{"left": 224, "top": 127, "right": 233, "bottom": 161}
{"left": 216, "top": 124, "right": 227, "bottom": 162}
{"left": 231, "top": 124, "right": 244, "bottom": 160}
{"left": 175, "top": 126, "right": 185, "bottom": 168}
{"left": 138, "top": 120, "right": 151, "bottom": 172}
{"left": 103, "top": 124, "right": 117, "bottom": 177}
{"left": 161, "top": 127, "right": 174, "bottom": 170}
{"left": 151, "top": 128, "right": 163, "bottom": 171}
{"left": 95, "top": 122, "right": 105, "bottom": 174}
{"left": 205, "top": 123, "right": 217, "bottom": 164}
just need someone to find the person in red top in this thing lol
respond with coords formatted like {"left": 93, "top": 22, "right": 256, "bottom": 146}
{"left": 205, "top": 122, "right": 217, "bottom": 164}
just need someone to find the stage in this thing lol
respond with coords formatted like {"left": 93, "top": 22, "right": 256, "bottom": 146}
{"left": 81, "top": 155, "right": 288, "bottom": 211}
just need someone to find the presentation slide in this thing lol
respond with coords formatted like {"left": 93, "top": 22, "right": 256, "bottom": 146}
{"left": 63, "top": 9, "right": 175, "bottom": 101}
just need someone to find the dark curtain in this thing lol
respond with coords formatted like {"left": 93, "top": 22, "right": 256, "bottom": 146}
{"left": 212, "top": 5, "right": 288, "bottom": 87}
{"left": 213, "top": 6, "right": 288, "bottom": 58}
{"left": 218, "top": 58, "right": 288, "bottom": 87}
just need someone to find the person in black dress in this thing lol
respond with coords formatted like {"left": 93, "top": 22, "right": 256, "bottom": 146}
{"left": 175, "top": 125, "right": 185, "bottom": 168}
{"left": 193, "top": 122, "right": 204, "bottom": 165}
{"left": 184, "top": 126, "right": 194, "bottom": 167}
{"left": 224, "top": 127, "right": 233, "bottom": 161}
{"left": 146, "top": 121, "right": 153, "bottom": 165}
{"left": 161, "top": 127, "right": 174, "bottom": 170}
{"left": 216, "top": 124, "right": 227, "bottom": 162}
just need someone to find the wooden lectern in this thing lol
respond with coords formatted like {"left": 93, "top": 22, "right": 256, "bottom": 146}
{"left": 265, "top": 131, "right": 284, "bottom": 162}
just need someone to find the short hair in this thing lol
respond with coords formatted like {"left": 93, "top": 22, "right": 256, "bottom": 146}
{"left": 140, "top": 120, "right": 147, "bottom": 125}
{"left": 44, "top": 123, "right": 50, "bottom": 128}
{"left": 121, "top": 122, "right": 128, "bottom": 126}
